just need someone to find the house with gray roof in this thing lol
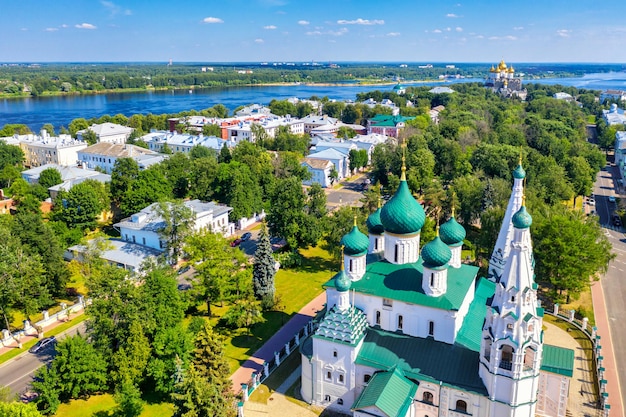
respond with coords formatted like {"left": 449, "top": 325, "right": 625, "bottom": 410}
{"left": 302, "top": 158, "right": 334, "bottom": 188}
{"left": 77, "top": 143, "right": 166, "bottom": 173}
{"left": 77, "top": 122, "right": 133, "bottom": 144}
{"left": 66, "top": 238, "right": 162, "bottom": 274}
{"left": 307, "top": 148, "right": 350, "bottom": 180}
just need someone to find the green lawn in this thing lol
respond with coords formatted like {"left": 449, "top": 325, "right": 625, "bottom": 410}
{"left": 220, "top": 246, "right": 336, "bottom": 371}
{"left": 55, "top": 393, "right": 174, "bottom": 417}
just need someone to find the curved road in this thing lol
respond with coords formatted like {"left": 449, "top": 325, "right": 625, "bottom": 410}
{"left": 0, "top": 321, "right": 87, "bottom": 398}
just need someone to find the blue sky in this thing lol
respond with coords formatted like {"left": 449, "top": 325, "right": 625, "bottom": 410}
{"left": 1, "top": 0, "right": 625, "bottom": 63}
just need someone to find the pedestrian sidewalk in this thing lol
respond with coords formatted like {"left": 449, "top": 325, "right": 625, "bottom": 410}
{"left": 0, "top": 311, "right": 85, "bottom": 359}
{"left": 591, "top": 279, "right": 624, "bottom": 417}
{"left": 230, "top": 292, "right": 326, "bottom": 393}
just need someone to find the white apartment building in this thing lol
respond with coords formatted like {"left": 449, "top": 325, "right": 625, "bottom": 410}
{"left": 141, "top": 132, "right": 236, "bottom": 154}
{"left": 226, "top": 116, "right": 304, "bottom": 143}
{"left": 16, "top": 131, "right": 87, "bottom": 167}
{"left": 77, "top": 142, "right": 166, "bottom": 173}
{"left": 77, "top": 122, "right": 134, "bottom": 144}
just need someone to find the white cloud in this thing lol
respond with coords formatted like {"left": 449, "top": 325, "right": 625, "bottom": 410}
{"left": 61, "top": 24, "right": 68, "bottom": 28}
{"left": 101, "top": 1, "right": 131, "bottom": 16}
{"left": 264, "top": 25, "right": 277, "bottom": 30}
{"left": 387, "top": 32, "right": 400, "bottom": 37}
{"left": 298, "top": 20, "right": 310, "bottom": 25}
{"left": 455, "top": 27, "right": 463, "bottom": 32}
{"left": 45, "top": 27, "right": 58, "bottom": 32}
{"left": 255, "top": 38, "right": 264, "bottom": 43}
{"left": 446, "top": 27, "right": 452, "bottom": 32}
{"left": 557, "top": 29, "right": 571, "bottom": 38}
{"left": 21, "top": 28, "right": 28, "bottom": 31}
{"left": 433, "top": 29, "right": 442, "bottom": 33}
{"left": 337, "top": 18, "right": 384, "bottom": 25}
{"left": 446, "top": 13, "right": 459, "bottom": 18}
{"left": 202, "top": 17, "right": 224, "bottom": 24}
{"left": 75, "top": 23, "right": 97, "bottom": 29}
{"left": 513, "top": 26, "right": 524, "bottom": 31}
{"left": 306, "top": 27, "right": 347, "bottom": 36}
{"left": 488, "top": 35, "right": 517, "bottom": 41}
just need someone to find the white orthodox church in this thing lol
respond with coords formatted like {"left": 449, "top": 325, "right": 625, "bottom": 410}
{"left": 485, "top": 60, "right": 527, "bottom": 100}
{"left": 300, "top": 159, "right": 574, "bottom": 417}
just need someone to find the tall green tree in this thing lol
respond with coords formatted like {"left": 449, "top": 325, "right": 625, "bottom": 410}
{"left": 533, "top": 207, "right": 615, "bottom": 302}
{"left": 37, "top": 168, "right": 62, "bottom": 189}
{"left": 0, "top": 401, "right": 43, "bottom": 417}
{"left": 171, "top": 364, "right": 234, "bottom": 417}
{"left": 110, "top": 158, "right": 140, "bottom": 205}
{"left": 252, "top": 223, "right": 276, "bottom": 307}
{"left": 54, "top": 179, "right": 109, "bottom": 230}
{"left": 156, "top": 201, "right": 195, "bottom": 264}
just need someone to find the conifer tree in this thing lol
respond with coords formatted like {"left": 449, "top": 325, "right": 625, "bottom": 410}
{"left": 252, "top": 223, "right": 276, "bottom": 308}
{"left": 172, "top": 364, "right": 234, "bottom": 417}
{"left": 191, "top": 322, "right": 232, "bottom": 393}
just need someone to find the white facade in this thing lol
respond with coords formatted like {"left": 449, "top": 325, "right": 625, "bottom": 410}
{"left": 17, "top": 132, "right": 87, "bottom": 167}
{"left": 302, "top": 158, "right": 333, "bottom": 188}
{"left": 307, "top": 148, "right": 349, "bottom": 180}
{"left": 78, "top": 122, "right": 133, "bottom": 144}
{"left": 77, "top": 143, "right": 165, "bottom": 173}
{"left": 226, "top": 116, "right": 304, "bottom": 143}
{"left": 141, "top": 131, "right": 236, "bottom": 154}
{"left": 114, "top": 200, "right": 234, "bottom": 252}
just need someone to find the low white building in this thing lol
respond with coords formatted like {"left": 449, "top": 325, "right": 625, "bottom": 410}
{"left": 307, "top": 148, "right": 350, "bottom": 180}
{"left": 301, "top": 115, "right": 338, "bottom": 134}
{"left": 20, "top": 163, "right": 110, "bottom": 199}
{"left": 77, "top": 143, "right": 166, "bottom": 173}
{"left": 66, "top": 239, "right": 162, "bottom": 274}
{"left": 16, "top": 131, "right": 87, "bottom": 167}
{"left": 77, "top": 122, "right": 134, "bottom": 144}
{"left": 302, "top": 158, "right": 333, "bottom": 188}
{"left": 114, "top": 199, "right": 234, "bottom": 252}
{"left": 141, "top": 132, "right": 236, "bottom": 154}
{"left": 226, "top": 116, "right": 304, "bottom": 143}
{"left": 602, "top": 103, "right": 626, "bottom": 126}
{"left": 600, "top": 89, "right": 626, "bottom": 103}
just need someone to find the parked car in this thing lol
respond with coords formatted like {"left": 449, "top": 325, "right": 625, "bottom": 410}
{"left": 613, "top": 215, "right": 622, "bottom": 227}
{"left": 29, "top": 336, "right": 57, "bottom": 354}
{"left": 230, "top": 238, "right": 242, "bottom": 247}
{"left": 587, "top": 197, "right": 595, "bottom": 206}
{"left": 609, "top": 195, "right": 616, "bottom": 203}
{"left": 241, "top": 232, "right": 252, "bottom": 241}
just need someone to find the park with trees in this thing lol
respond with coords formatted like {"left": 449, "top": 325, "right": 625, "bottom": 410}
{"left": 0, "top": 80, "right": 619, "bottom": 415}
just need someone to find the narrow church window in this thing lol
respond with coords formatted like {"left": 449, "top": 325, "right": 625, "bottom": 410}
{"left": 338, "top": 374, "right": 344, "bottom": 383}
{"left": 394, "top": 244, "right": 399, "bottom": 262}
{"left": 324, "top": 395, "right": 331, "bottom": 402}
{"left": 511, "top": 295, "right": 515, "bottom": 302}
{"left": 337, "top": 399, "right": 344, "bottom": 405}
{"left": 349, "top": 259, "right": 353, "bottom": 272}
{"left": 430, "top": 273, "right": 434, "bottom": 286}
{"left": 326, "top": 371, "right": 332, "bottom": 381}
{"left": 507, "top": 323, "right": 513, "bottom": 330}
{"left": 500, "top": 345, "right": 514, "bottom": 370}
{"left": 524, "top": 347, "right": 535, "bottom": 370}
{"left": 374, "top": 238, "right": 378, "bottom": 250}
{"left": 333, "top": 350, "right": 337, "bottom": 358}
{"left": 375, "top": 310, "right": 381, "bottom": 325}
{"left": 428, "top": 321, "right": 434, "bottom": 336}
{"left": 455, "top": 400, "right": 467, "bottom": 413}
{"left": 397, "top": 315, "right": 403, "bottom": 330}
{"left": 364, "top": 374, "right": 371, "bottom": 383}
{"left": 423, "top": 391, "right": 434, "bottom": 404}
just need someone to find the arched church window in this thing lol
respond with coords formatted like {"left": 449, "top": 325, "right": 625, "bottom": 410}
{"left": 423, "top": 391, "right": 434, "bottom": 404}
{"left": 430, "top": 273, "right": 434, "bottom": 286}
{"left": 524, "top": 347, "right": 535, "bottom": 370}
{"left": 455, "top": 400, "right": 467, "bottom": 413}
{"left": 349, "top": 259, "right": 353, "bottom": 272}
{"left": 333, "top": 350, "right": 337, "bottom": 358}
{"left": 375, "top": 310, "right": 381, "bottom": 325}
{"left": 374, "top": 238, "right": 378, "bottom": 250}
{"left": 394, "top": 244, "right": 399, "bottom": 262}
{"left": 428, "top": 321, "right": 434, "bottom": 336}
{"left": 500, "top": 345, "right": 514, "bottom": 370}
{"left": 397, "top": 315, "right": 403, "bottom": 330}
{"left": 337, "top": 399, "right": 344, "bottom": 405}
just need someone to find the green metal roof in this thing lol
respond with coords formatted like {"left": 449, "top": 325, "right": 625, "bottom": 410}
{"left": 512, "top": 206, "right": 532, "bottom": 229}
{"left": 335, "top": 269, "right": 351, "bottom": 292}
{"left": 541, "top": 344, "right": 575, "bottom": 377}
{"left": 421, "top": 236, "right": 452, "bottom": 268}
{"left": 325, "top": 259, "right": 479, "bottom": 311}
{"left": 314, "top": 306, "right": 368, "bottom": 346}
{"left": 352, "top": 367, "right": 417, "bottom": 417}
{"left": 513, "top": 164, "right": 526, "bottom": 179}
{"left": 340, "top": 225, "right": 369, "bottom": 256}
{"left": 356, "top": 327, "right": 489, "bottom": 395}
{"left": 455, "top": 278, "right": 496, "bottom": 351}
{"left": 440, "top": 216, "right": 466, "bottom": 246}
{"left": 366, "top": 208, "right": 384, "bottom": 235}
{"left": 380, "top": 180, "right": 425, "bottom": 235}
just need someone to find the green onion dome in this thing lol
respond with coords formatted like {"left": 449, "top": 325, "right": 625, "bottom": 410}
{"left": 335, "top": 270, "right": 351, "bottom": 292}
{"left": 512, "top": 205, "right": 532, "bottom": 229}
{"left": 421, "top": 236, "right": 452, "bottom": 268}
{"left": 440, "top": 216, "right": 466, "bottom": 246}
{"left": 380, "top": 181, "right": 425, "bottom": 234}
{"left": 340, "top": 226, "right": 370, "bottom": 256}
{"left": 366, "top": 208, "right": 384, "bottom": 235}
{"left": 513, "top": 164, "right": 526, "bottom": 179}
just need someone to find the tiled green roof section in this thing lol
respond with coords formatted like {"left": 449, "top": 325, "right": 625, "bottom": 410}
{"left": 325, "top": 260, "right": 478, "bottom": 311}
{"left": 352, "top": 368, "right": 417, "bottom": 417}
{"left": 356, "top": 327, "right": 488, "bottom": 395}
{"left": 541, "top": 344, "right": 574, "bottom": 377}
{"left": 313, "top": 306, "right": 368, "bottom": 346}
{"left": 369, "top": 114, "right": 415, "bottom": 127}
{"left": 455, "top": 278, "right": 495, "bottom": 351}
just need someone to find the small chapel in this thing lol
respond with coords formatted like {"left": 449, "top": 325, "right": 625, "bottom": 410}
{"left": 299, "top": 155, "right": 574, "bottom": 417}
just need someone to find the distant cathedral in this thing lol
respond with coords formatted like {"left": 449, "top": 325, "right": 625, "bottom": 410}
{"left": 299, "top": 155, "right": 574, "bottom": 417}
{"left": 485, "top": 60, "right": 527, "bottom": 100}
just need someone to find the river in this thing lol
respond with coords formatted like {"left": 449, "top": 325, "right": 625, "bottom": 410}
{"left": 2, "top": 71, "right": 626, "bottom": 132}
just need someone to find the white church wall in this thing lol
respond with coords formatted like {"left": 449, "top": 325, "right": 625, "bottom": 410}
{"left": 536, "top": 371, "right": 570, "bottom": 417}
{"left": 300, "top": 354, "right": 314, "bottom": 403}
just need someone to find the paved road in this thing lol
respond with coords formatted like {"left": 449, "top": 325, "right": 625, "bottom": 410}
{"left": 594, "top": 164, "right": 626, "bottom": 409}
{"left": 0, "top": 321, "right": 88, "bottom": 398}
